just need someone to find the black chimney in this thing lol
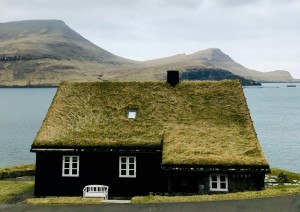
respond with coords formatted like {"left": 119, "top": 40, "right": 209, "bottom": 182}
{"left": 167, "top": 70, "right": 180, "bottom": 87}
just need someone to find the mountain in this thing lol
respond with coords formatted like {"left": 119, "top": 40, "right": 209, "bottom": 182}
{"left": 135, "top": 48, "right": 294, "bottom": 82}
{"left": 0, "top": 20, "right": 295, "bottom": 86}
{"left": 0, "top": 20, "right": 140, "bottom": 86}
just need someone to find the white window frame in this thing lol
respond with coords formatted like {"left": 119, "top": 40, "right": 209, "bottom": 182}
{"left": 62, "top": 156, "right": 79, "bottom": 177}
{"left": 119, "top": 156, "right": 136, "bottom": 178}
{"left": 209, "top": 174, "right": 228, "bottom": 191}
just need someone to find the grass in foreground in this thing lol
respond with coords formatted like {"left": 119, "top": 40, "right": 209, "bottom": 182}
{"left": 25, "top": 197, "right": 102, "bottom": 205}
{"left": 268, "top": 168, "right": 300, "bottom": 181}
{"left": 0, "top": 163, "right": 35, "bottom": 173}
{"left": 0, "top": 163, "right": 35, "bottom": 180}
{"left": 131, "top": 186, "right": 300, "bottom": 204}
{"left": 0, "top": 181, "right": 34, "bottom": 203}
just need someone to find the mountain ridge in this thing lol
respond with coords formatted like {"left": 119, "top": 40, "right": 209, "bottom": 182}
{"left": 0, "top": 19, "right": 132, "bottom": 62}
{"left": 0, "top": 20, "right": 296, "bottom": 86}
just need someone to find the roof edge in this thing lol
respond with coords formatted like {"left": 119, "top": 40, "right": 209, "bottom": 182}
{"left": 31, "top": 146, "right": 162, "bottom": 153}
{"left": 162, "top": 164, "right": 270, "bottom": 173}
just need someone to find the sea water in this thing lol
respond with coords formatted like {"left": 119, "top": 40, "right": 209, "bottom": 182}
{"left": 0, "top": 84, "right": 299, "bottom": 173}
{"left": 0, "top": 88, "right": 57, "bottom": 167}
{"left": 243, "top": 83, "right": 300, "bottom": 173}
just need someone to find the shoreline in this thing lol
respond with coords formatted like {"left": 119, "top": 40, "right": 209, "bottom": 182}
{"left": 0, "top": 81, "right": 300, "bottom": 88}
{"left": 0, "top": 85, "right": 58, "bottom": 88}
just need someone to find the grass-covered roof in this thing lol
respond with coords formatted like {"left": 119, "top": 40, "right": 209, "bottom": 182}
{"left": 33, "top": 80, "right": 269, "bottom": 166}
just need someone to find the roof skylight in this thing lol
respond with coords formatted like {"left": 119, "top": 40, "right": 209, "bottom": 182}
{"left": 128, "top": 110, "right": 137, "bottom": 119}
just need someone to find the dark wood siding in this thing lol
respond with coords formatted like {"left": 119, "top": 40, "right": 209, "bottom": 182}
{"left": 34, "top": 151, "right": 167, "bottom": 197}
{"left": 228, "top": 172, "right": 265, "bottom": 192}
{"left": 34, "top": 152, "right": 266, "bottom": 197}
{"left": 168, "top": 171, "right": 209, "bottom": 194}
{"left": 167, "top": 171, "right": 265, "bottom": 194}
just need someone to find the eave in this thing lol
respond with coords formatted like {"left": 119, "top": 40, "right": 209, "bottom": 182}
{"left": 162, "top": 164, "right": 271, "bottom": 173}
{"left": 30, "top": 146, "right": 162, "bottom": 153}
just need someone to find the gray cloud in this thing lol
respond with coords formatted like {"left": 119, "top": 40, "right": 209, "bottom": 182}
{"left": 213, "top": 0, "right": 264, "bottom": 7}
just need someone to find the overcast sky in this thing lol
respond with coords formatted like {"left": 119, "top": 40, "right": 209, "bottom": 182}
{"left": 1, "top": 0, "right": 300, "bottom": 78}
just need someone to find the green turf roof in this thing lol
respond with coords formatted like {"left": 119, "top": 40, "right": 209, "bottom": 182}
{"left": 32, "top": 80, "right": 269, "bottom": 166}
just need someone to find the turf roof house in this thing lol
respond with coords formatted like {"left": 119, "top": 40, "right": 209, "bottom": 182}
{"left": 31, "top": 71, "right": 270, "bottom": 197}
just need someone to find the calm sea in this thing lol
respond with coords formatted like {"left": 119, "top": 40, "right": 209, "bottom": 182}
{"left": 0, "top": 84, "right": 299, "bottom": 173}
{"left": 0, "top": 88, "right": 57, "bottom": 168}
{"left": 243, "top": 83, "right": 300, "bottom": 173}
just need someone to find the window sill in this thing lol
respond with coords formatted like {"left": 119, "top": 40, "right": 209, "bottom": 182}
{"left": 119, "top": 176, "right": 136, "bottom": 178}
{"left": 210, "top": 189, "right": 228, "bottom": 192}
{"left": 62, "top": 175, "right": 79, "bottom": 177}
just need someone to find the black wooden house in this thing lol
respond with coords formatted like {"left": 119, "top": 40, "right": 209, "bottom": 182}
{"left": 31, "top": 71, "right": 270, "bottom": 197}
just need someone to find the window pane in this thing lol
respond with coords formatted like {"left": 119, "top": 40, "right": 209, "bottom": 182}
{"left": 129, "top": 170, "right": 135, "bottom": 176}
{"left": 128, "top": 110, "right": 137, "bottom": 119}
{"left": 212, "top": 182, "right": 217, "bottom": 188}
{"left": 220, "top": 175, "right": 226, "bottom": 182}
{"left": 129, "top": 157, "right": 134, "bottom": 163}
{"left": 211, "top": 175, "right": 217, "bottom": 181}
{"left": 119, "top": 156, "right": 136, "bottom": 177}
{"left": 72, "top": 169, "right": 77, "bottom": 175}
{"left": 62, "top": 156, "right": 79, "bottom": 177}
{"left": 221, "top": 183, "right": 226, "bottom": 189}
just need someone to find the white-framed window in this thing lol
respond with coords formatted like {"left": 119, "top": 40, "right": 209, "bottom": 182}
{"left": 62, "top": 156, "right": 79, "bottom": 177}
{"left": 119, "top": 156, "right": 136, "bottom": 178}
{"left": 128, "top": 109, "right": 137, "bottom": 119}
{"left": 209, "top": 174, "right": 228, "bottom": 191}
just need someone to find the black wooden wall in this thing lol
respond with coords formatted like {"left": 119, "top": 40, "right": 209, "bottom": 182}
{"left": 34, "top": 151, "right": 167, "bottom": 197}
{"left": 34, "top": 151, "right": 266, "bottom": 197}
